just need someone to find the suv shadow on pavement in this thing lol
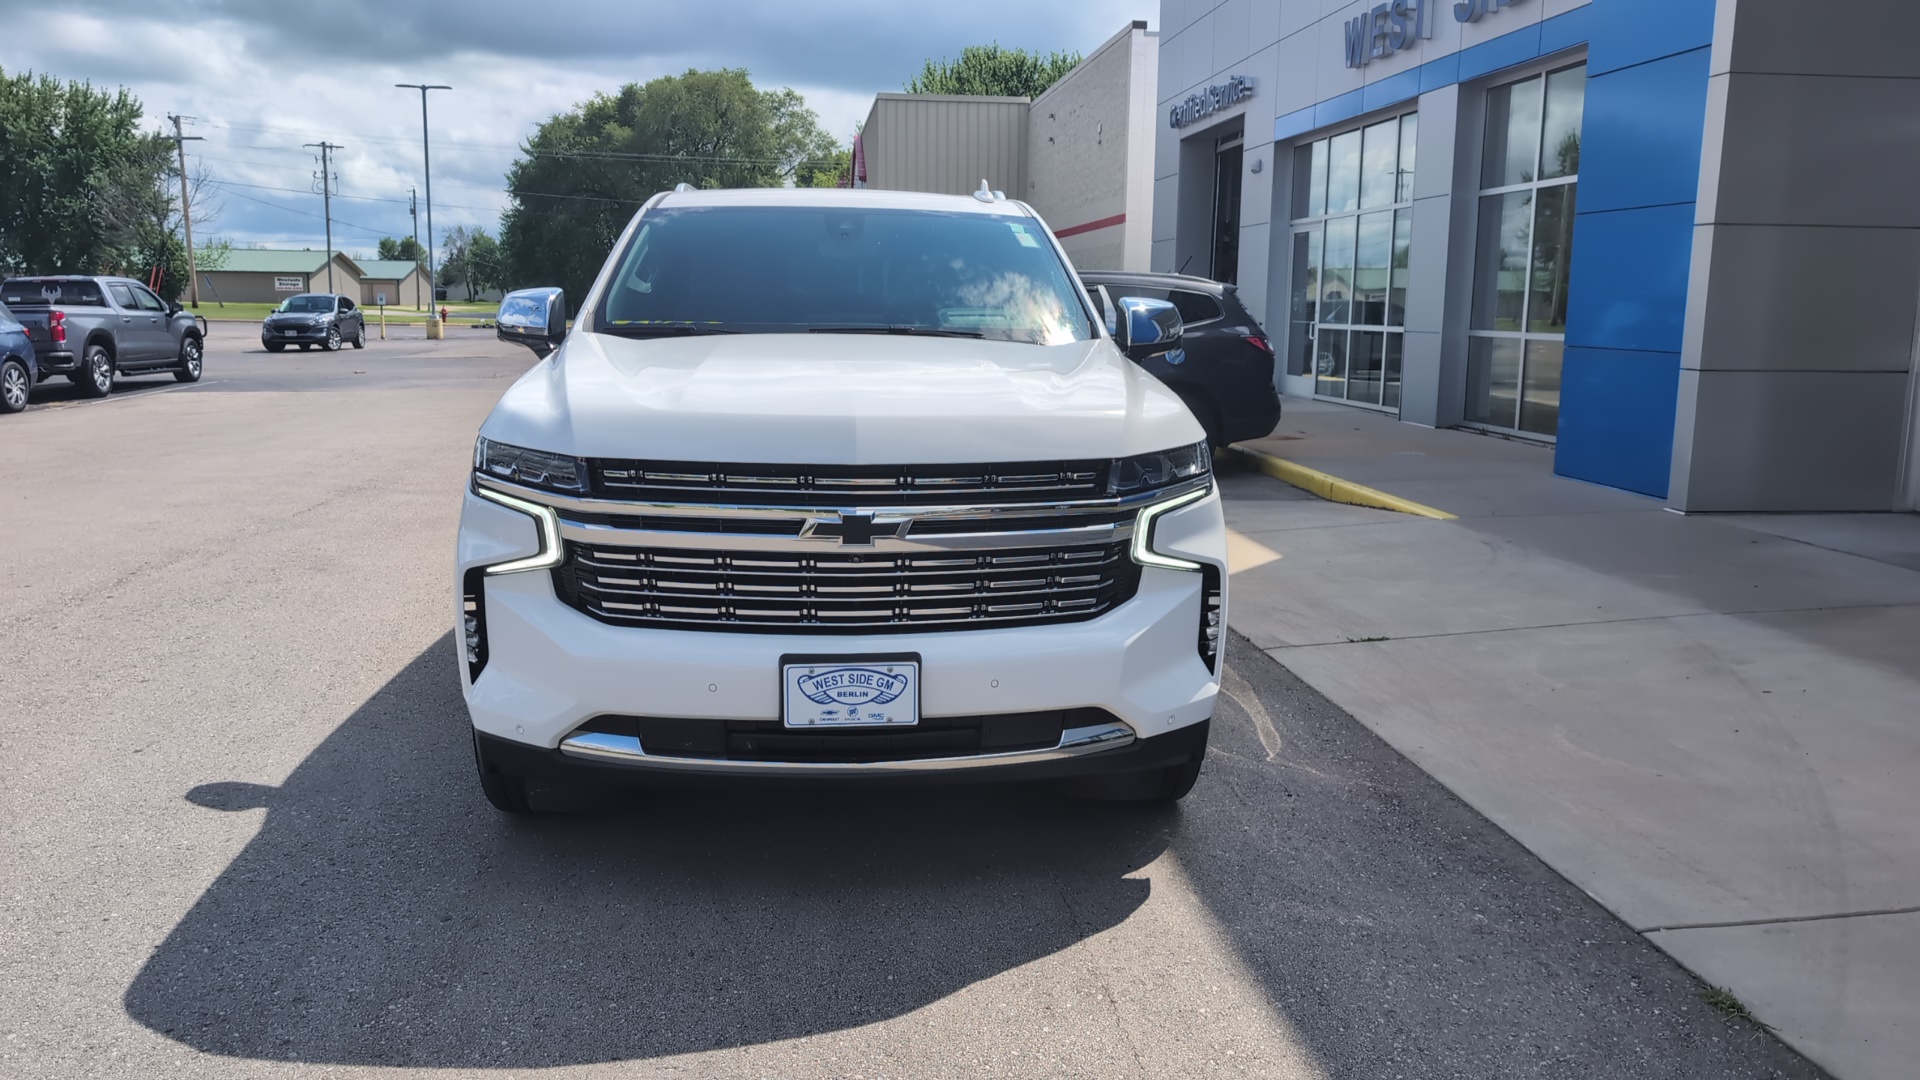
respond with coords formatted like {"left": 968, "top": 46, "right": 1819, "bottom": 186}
{"left": 123, "top": 634, "right": 1825, "bottom": 1076}
{"left": 122, "top": 635, "right": 1169, "bottom": 1069}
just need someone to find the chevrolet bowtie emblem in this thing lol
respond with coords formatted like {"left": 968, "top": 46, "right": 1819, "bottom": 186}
{"left": 801, "top": 512, "right": 910, "bottom": 546}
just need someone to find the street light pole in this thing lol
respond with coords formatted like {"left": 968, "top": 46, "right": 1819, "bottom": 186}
{"left": 396, "top": 83, "right": 451, "bottom": 305}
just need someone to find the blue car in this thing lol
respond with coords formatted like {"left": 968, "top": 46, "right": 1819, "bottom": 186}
{"left": 0, "top": 299, "right": 37, "bottom": 414}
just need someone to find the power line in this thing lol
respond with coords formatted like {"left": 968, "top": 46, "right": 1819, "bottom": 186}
{"left": 205, "top": 183, "right": 393, "bottom": 238}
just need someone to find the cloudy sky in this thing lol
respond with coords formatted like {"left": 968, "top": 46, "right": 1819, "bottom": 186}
{"left": 3, "top": 1, "right": 1157, "bottom": 260}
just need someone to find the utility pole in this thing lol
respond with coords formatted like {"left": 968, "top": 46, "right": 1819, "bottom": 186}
{"left": 305, "top": 141, "right": 343, "bottom": 292}
{"left": 166, "top": 115, "right": 205, "bottom": 307}
{"left": 409, "top": 186, "right": 421, "bottom": 311}
{"left": 395, "top": 83, "right": 451, "bottom": 304}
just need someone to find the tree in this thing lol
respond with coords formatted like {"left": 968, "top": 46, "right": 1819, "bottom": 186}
{"left": 376, "top": 236, "right": 426, "bottom": 263}
{"left": 905, "top": 45, "right": 1082, "bottom": 98}
{"left": 499, "top": 69, "right": 840, "bottom": 304}
{"left": 439, "top": 225, "right": 473, "bottom": 292}
{"left": 0, "top": 67, "right": 191, "bottom": 294}
{"left": 464, "top": 231, "right": 501, "bottom": 300}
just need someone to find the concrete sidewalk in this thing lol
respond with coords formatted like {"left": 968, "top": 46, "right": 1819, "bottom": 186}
{"left": 1220, "top": 398, "right": 1920, "bottom": 1080}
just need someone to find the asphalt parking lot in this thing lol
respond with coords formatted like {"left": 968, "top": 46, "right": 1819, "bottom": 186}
{"left": 0, "top": 333, "right": 1825, "bottom": 1078}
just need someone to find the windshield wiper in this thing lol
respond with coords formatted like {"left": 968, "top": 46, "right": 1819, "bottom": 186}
{"left": 596, "top": 323, "right": 736, "bottom": 337}
{"left": 807, "top": 325, "right": 984, "bottom": 339}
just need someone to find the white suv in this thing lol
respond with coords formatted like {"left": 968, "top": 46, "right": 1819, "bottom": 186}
{"left": 459, "top": 187, "right": 1226, "bottom": 812}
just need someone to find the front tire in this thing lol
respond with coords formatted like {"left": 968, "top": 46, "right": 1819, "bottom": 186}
{"left": 472, "top": 731, "right": 535, "bottom": 814}
{"left": 174, "top": 335, "right": 203, "bottom": 383}
{"left": 351, "top": 324, "right": 366, "bottom": 349}
{"left": 76, "top": 344, "right": 114, "bottom": 398}
{"left": 0, "top": 358, "right": 28, "bottom": 413}
{"left": 264, "top": 342, "right": 286, "bottom": 353}
{"left": 323, "top": 326, "right": 341, "bottom": 352}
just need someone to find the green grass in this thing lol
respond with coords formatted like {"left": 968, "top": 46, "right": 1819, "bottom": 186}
{"left": 1701, "top": 985, "right": 1769, "bottom": 1027}
{"left": 188, "top": 301, "right": 495, "bottom": 323}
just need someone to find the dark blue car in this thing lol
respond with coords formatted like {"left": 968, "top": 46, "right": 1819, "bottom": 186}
{"left": 0, "top": 299, "right": 36, "bottom": 414}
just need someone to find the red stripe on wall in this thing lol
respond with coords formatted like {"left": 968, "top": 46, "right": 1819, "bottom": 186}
{"left": 1053, "top": 212, "right": 1127, "bottom": 239}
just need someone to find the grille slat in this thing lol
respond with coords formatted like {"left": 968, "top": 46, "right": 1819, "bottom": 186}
{"left": 591, "top": 458, "right": 1108, "bottom": 507}
{"left": 556, "top": 539, "right": 1140, "bottom": 633}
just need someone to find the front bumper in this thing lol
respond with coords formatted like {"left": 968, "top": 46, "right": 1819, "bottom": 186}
{"left": 456, "top": 483, "right": 1227, "bottom": 777}
{"left": 262, "top": 323, "right": 332, "bottom": 344}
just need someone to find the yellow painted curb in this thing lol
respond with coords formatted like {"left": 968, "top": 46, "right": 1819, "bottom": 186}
{"left": 1231, "top": 447, "right": 1457, "bottom": 520}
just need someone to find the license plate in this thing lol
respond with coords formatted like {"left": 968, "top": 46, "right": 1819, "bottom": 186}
{"left": 284, "top": 329, "right": 297, "bottom": 336}
{"left": 782, "top": 655, "right": 920, "bottom": 728}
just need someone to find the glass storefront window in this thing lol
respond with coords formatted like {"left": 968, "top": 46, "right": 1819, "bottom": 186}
{"left": 1360, "top": 119, "right": 1399, "bottom": 209}
{"left": 1287, "top": 109, "right": 1417, "bottom": 412}
{"left": 1467, "top": 63, "right": 1585, "bottom": 439}
{"left": 1327, "top": 129, "right": 1362, "bottom": 215}
{"left": 1286, "top": 229, "right": 1322, "bottom": 378}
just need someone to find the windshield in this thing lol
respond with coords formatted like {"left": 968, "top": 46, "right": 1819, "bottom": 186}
{"left": 278, "top": 295, "right": 334, "bottom": 313}
{"left": 593, "top": 205, "right": 1096, "bottom": 345}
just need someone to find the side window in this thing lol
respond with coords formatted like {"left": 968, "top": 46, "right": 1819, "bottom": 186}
{"left": 340, "top": 297, "right": 356, "bottom": 313}
{"left": 109, "top": 283, "right": 137, "bottom": 309}
{"left": 1170, "top": 291, "right": 1225, "bottom": 324}
{"left": 131, "top": 284, "right": 166, "bottom": 312}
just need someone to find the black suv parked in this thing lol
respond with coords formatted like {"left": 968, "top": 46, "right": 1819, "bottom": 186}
{"left": 262, "top": 293, "right": 366, "bottom": 352}
{"left": 1080, "top": 271, "right": 1281, "bottom": 448}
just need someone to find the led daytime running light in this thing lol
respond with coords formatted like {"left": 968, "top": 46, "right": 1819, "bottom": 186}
{"left": 1131, "top": 484, "right": 1211, "bottom": 571}
{"left": 475, "top": 484, "right": 564, "bottom": 575}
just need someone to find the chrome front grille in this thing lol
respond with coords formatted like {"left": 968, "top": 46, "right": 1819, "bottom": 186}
{"left": 590, "top": 458, "right": 1108, "bottom": 507}
{"left": 554, "top": 540, "right": 1141, "bottom": 633}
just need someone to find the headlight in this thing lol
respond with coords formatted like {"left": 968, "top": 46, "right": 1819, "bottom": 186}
{"left": 474, "top": 437, "right": 587, "bottom": 493}
{"left": 1108, "top": 442, "right": 1211, "bottom": 496}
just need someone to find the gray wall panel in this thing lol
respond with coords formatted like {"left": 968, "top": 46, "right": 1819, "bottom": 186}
{"left": 1676, "top": 370, "right": 1909, "bottom": 511}
{"left": 1688, "top": 224, "right": 1920, "bottom": 374}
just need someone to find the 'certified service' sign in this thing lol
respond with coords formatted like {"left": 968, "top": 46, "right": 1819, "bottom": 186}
{"left": 1169, "top": 75, "right": 1257, "bottom": 129}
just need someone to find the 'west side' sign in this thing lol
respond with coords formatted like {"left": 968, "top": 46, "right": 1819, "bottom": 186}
{"left": 1344, "top": 0, "right": 1529, "bottom": 69}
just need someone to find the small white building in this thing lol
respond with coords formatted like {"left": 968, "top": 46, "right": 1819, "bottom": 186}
{"left": 858, "top": 22, "right": 1159, "bottom": 272}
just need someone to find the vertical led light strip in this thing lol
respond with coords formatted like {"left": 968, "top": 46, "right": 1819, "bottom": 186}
{"left": 474, "top": 485, "right": 564, "bottom": 575}
{"left": 1130, "top": 485, "right": 1211, "bottom": 571}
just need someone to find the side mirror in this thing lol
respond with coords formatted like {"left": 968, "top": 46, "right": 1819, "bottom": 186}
{"left": 167, "top": 300, "right": 182, "bottom": 316}
{"left": 496, "top": 287, "right": 567, "bottom": 358}
{"left": 1114, "top": 296, "right": 1185, "bottom": 364}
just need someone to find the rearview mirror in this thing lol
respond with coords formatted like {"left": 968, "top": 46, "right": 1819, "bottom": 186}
{"left": 496, "top": 287, "right": 567, "bottom": 358}
{"left": 1114, "top": 296, "right": 1185, "bottom": 364}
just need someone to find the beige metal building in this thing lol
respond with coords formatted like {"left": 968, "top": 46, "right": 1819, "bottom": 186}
{"left": 858, "top": 23, "right": 1159, "bottom": 272}
{"left": 356, "top": 260, "right": 430, "bottom": 309}
{"left": 196, "top": 250, "right": 365, "bottom": 305}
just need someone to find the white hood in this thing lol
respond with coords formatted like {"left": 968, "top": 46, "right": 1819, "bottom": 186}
{"left": 480, "top": 332, "right": 1204, "bottom": 464}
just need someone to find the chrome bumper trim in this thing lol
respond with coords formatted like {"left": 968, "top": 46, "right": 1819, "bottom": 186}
{"left": 474, "top": 474, "right": 1209, "bottom": 525}
{"left": 555, "top": 720, "right": 1137, "bottom": 776}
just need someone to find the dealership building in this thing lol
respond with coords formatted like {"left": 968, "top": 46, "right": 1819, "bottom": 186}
{"left": 1155, "top": 0, "right": 1920, "bottom": 512}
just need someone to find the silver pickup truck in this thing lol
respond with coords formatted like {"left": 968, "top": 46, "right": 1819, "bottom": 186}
{"left": 0, "top": 276, "right": 205, "bottom": 396}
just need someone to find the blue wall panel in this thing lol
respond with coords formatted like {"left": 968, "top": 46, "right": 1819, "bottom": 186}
{"left": 1586, "top": 0, "right": 1717, "bottom": 75}
{"left": 1458, "top": 21, "right": 1543, "bottom": 82}
{"left": 1554, "top": 0, "right": 1717, "bottom": 499}
{"left": 1555, "top": 347, "right": 1681, "bottom": 496}
{"left": 1576, "top": 47, "right": 1712, "bottom": 213}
